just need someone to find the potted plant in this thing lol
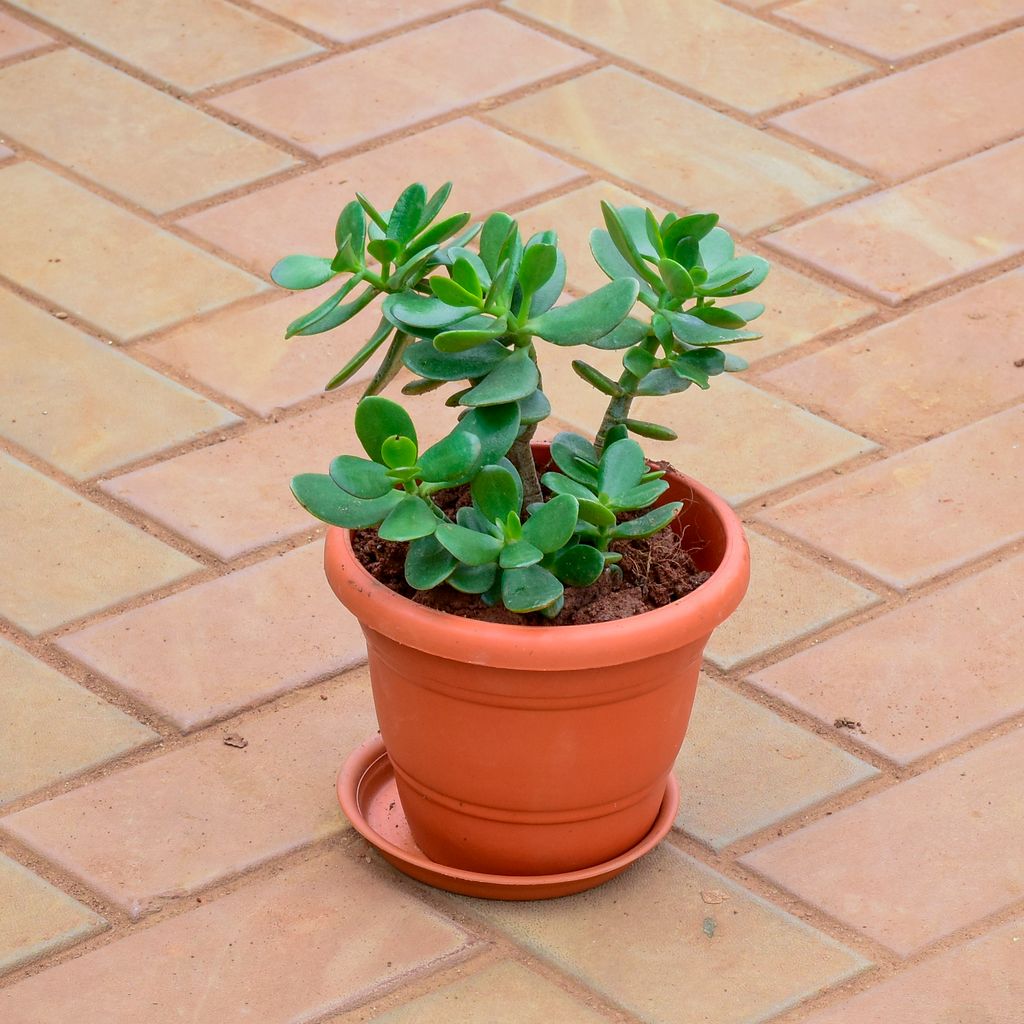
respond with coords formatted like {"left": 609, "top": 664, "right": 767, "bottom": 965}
{"left": 278, "top": 183, "right": 767, "bottom": 898}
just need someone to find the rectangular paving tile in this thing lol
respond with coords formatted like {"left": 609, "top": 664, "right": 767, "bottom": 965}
{"left": 742, "top": 728, "right": 1024, "bottom": 955}
{"left": 760, "top": 405, "right": 1024, "bottom": 589}
{"left": 774, "top": 31, "right": 1024, "bottom": 180}
{"left": 0, "top": 854, "right": 104, "bottom": 975}
{"left": 2, "top": 287, "right": 239, "bottom": 480}
{"left": 251, "top": 0, "right": 475, "bottom": 43}
{"left": 764, "top": 269, "right": 1024, "bottom": 446}
{"left": 632, "top": 376, "right": 877, "bottom": 505}
{"left": 9, "top": 0, "right": 321, "bottom": 92}
{"left": 356, "top": 960, "right": 610, "bottom": 1024}
{"left": 0, "top": 849, "right": 469, "bottom": 1022}
{"left": 177, "top": 117, "right": 583, "bottom": 275}
{"left": 469, "top": 843, "right": 867, "bottom": 1024}
{"left": 0, "top": 162, "right": 265, "bottom": 342}
{"left": 705, "top": 530, "right": 879, "bottom": 670}
{"left": 100, "top": 390, "right": 460, "bottom": 560}
{"left": 765, "top": 138, "right": 1024, "bottom": 304}
{"left": 0, "top": 50, "right": 295, "bottom": 213}
{"left": 3, "top": 672, "right": 376, "bottom": 917}
{"left": 57, "top": 541, "right": 366, "bottom": 731}
{"left": 508, "top": 0, "right": 870, "bottom": 113}
{"left": 778, "top": 0, "right": 1024, "bottom": 60}
{"left": 213, "top": 11, "right": 591, "bottom": 156}
{"left": 0, "top": 454, "right": 198, "bottom": 635}
{"left": 801, "top": 916, "right": 1024, "bottom": 1024}
{"left": 0, "top": 9, "right": 50, "bottom": 58}
{"left": 750, "top": 554, "right": 1024, "bottom": 766}
{"left": 489, "top": 67, "right": 869, "bottom": 233}
{"left": 0, "top": 637, "right": 155, "bottom": 806}
{"left": 676, "top": 678, "right": 877, "bottom": 850}
{"left": 140, "top": 290, "right": 397, "bottom": 416}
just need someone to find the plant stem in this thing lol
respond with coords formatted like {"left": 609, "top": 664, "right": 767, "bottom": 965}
{"left": 510, "top": 425, "right": 542, "bottom": 509}
{"left": 595, "top": 377, "right": 635, "bottom": 456}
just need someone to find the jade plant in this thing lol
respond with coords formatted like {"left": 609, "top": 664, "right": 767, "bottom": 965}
{"left": 284, "top": 183, "right": 769, "bottom": 617}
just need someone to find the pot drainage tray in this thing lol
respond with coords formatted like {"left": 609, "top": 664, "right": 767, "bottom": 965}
{"left": 337, "top": 735, "right": 679, "bottom": 900}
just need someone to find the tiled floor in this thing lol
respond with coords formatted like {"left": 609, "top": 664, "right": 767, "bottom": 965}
{"left": 0, "top": 1, "right": 1020, "bottom": 1021}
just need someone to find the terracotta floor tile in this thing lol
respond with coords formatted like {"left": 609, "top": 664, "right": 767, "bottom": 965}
{"left": 0, "top": 50, "right": 295, "bottom": 213}
{"left": 764, "top": 269, "right": 1024, "bottom": 446}
{"left": 139, "top": 293, "right": 389, "bottom": 416}
{"left": 3, "top": 672, "right": 376, "bottom": 917}
{"left": 0, "top": 849, "right": 469, "bottom": 1022}
{"left": 0, "top": 9, "right": 50, "bottom": 58}
{"left": 0, "top": 638, "right": 155, "bottom": 806}
{"left": 632, "top": 376, "right": 876, "bottom": 505}
{"left": 0, "top": 454, "right": 198, "bottom": 636}
{"left": 213, "top": 11, "right": 591, "bottom": 156}
{"left": 742, "top": 728, "right": 1024, "bottom": 955}
{"left": 773, "top": 31, "right": 1024, "bottom": 180}
{"left": 765, "top": 138, "right": 1024, "bottom": 304}
{"left": 760, "top": 406, "right": 1024, "bottom": 589}
{"left": 469, "top": 843, "right": 867, "bottom": 1024}
{"left": 57, "top": 541, "right": 366, "bottom": 731}
{"left": 251, "top": 0, "right": 472, "bottom": 43}
{"left": 705, "top": 531, "right": 879, "bottom": 670}
{"left": 676, "top": 678, "right": 877, "bottom": 850}
{"left": 508, "top": 0, "right": 869, "bottom": 113}
{"left": 100, "top": 389, "right": 460, "bottom": 560}
{"left": 0, "top": 162, "right": 265, "bottom": 342}
{"left": 750, "top": 554, "right": 1024, "bottom": 766}
{"left": 177, "top": 117, "right": 583, "bottom": 275}
{"left": 352, "top": 960, "right": 609, "bottom": 1024}
{"left": 0, "top": 855, "right": 104, "bottom": 976}
{"left": 2, "top": 287, "right": 238, "bottom": 480}
{"left": 9, "top": 0, "right": 320, "bottom": 92}
{"left": 801, "top": 916, "right": 1024, "bottom": 1024}
{"left": 489, "top": 67, "right": 869, "bottom": 233}
{"left": 777, "top": 0, "right": 1024, "bottom": 61}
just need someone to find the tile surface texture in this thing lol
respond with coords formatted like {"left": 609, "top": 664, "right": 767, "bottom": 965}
{"left": 0, "top": 10, "right": 50, "bottom": 58}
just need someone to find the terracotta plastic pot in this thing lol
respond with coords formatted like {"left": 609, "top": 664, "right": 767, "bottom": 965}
{"left": 324, "top": 444, "right": 749, "bottom": 876}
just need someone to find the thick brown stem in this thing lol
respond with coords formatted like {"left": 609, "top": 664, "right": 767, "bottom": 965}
{"left": 509, "top": 423, "right": 542, "bottom": 510}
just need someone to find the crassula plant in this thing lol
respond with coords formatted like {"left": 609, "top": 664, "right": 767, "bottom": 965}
{"left": 285, "top": 183, "right": 769, "bottom": 617}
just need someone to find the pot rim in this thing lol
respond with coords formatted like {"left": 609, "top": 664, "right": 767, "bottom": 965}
{"left": 323, "top": 446, "right": 750, "bottom": 670}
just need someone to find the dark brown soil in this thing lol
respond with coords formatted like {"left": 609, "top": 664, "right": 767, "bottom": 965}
{"left": 352, "top": 482, "right": 711, "bottom": 626}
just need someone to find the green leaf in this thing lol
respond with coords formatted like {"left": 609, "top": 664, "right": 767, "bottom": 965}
{"left": 355, "top": 192, "right": 389, "bottom": 231}
{"left": 457, "top": 505, "right": 499, "bottom": 535}
{"left": 401, "top": 378, "right": 446, "bottom": 396}
{"left": 455, "top": 403, "right": 521, "bottom": 464}
{"left": 517, "top": 388, "right": 550, "bottom": 426}
{"left": 616, "top": 479, "right": 669, "bottom": 510}
{"left": 354, "top": 396, "right": 417, "bottom": 461}
{"left": 693, "top": 305, "right": 748, "bottom": 328}
{"left": 667, "top": 311, "right": 761, "bottom": 346}
{"left": 289, "top": 284, "right": 376, "bottom": 338}
{"left": 572, "top": 360, "right": 621, "bottom": 397}
{"left": 379, "top": 495, "right": 437, "bottom": 542}
{"left": 385, "top": 292, "right": 477, "bottom": 329}
{"left": 331, "top": 237, "right": 361, "bottom": 274}
{"left": 590, "top": 316, "right": 649, "bottom": 351}
{"left": 380, "top": 435, "right": 418, "bottom": 470}
{"left": 329, "top": 455, "right": 392, "bottom": 498}
{"left": 447, "top": 562, "right": 497, "bottom": 594}
{"left": 699, "top": 255, "right": 769, "bottom": 296}
{"left": 625, "top": 418, "right": 678, "bottom": 441}
{"left": 528, "top": 248, "right": 566, "bottom": 316}
{"left": 430, "top": 275, "right": 481, "bottom": 308}
{"left": 635, "top": 367, "right": 693, "bottom": 397}
{"left": 610, "top": 501, "right": 682, "bottom": 539}
{"left": 520, "top": 493, "right": 578, "bottom": 553}
{"left": 528, "top": 279, "right": 639, "bottom": 346}
{"left": 452, "top": 256, "right": 483, "bottom": 297}
{"left": 501, "top": 565, "right": 563, "bottom": 613}
{"left": 518, "top": 243, "right": 557, "bottom": 297}
{"left": 658, "top": 258, "right": 694, "bottom": 300}
{"left": 541, "top": 471, "right": 596, "bottom": 502}
{"left": 698, "top": 227, "right": 734, "bottom": 269}
{"left": 484, "top": 257, "right": 516, "bottom": 314}
{"left": 436, "top": 523, "right": 503, "bottom": 566}
{"left": 479, "top": 212, "right": 517, "bottom": 276}
{"left": 471, "top": 464, "right": 521, "bottom": 522}
{"left": 271, "top": 255, "right": 335, "bottom": 290}
{"left": 291, "top": 474, "right": 403, "bottom": 528}
{"left": 644, "top": 208, "right": 665, "bottom": 256}
{"left": 417, "top": 182, "right": 452, "bottom": 232}
{"left": 418, "top": 429, "right": 482, "bottom": 484}
{"left": 324, "top": 316, "right": 392, "bottom": 391}
{"left": 623, "top": 346, "right": 657, "bottom": 379}
{"left": 589, "top": 228, "right": 658, "bottom": 300}
{"left": 550, "top": 432, "right": 599, "bottom": 487}
{"left": 406, "top": 211, "right": 471, "bottom": 258}
{"left": 499, "top": 540, "right": 544, "bottom": 569}
{"left": 672, "top": 236, "right": 701, "bottom": 271}
{"left": 672, "top": 348, "right": 726, "bottom": 389}
{"left": 618, "top": 206, "right": 660, "bottom": 259}
{"left": 461, "top": 348, "right": 538, "bottom": 406}
{"left": 724, "top": 352, "right": 749, "bottom": 372}
{"left": 335, "top": 200, "right": 366, "bottom": 254}
{"left": 598, "top": 438, "right": 646, "bottom": 498}
{"left": 725, "top": 301, "right": 765, "bottom": 322}
{"left": 550, "top": 544, "right": 605, "bottom": 587}
{"left": 664, "top": 213, "right": 719, "bottom": 250}
{"left": 600, "top": 202, "right": 662, "bottom": 290}
{"left": 404, "top": 534, "right": 456, "bottom": 590}
{"left": 404, "top": 338, "right": 506, "bottom": 381}
{"left": 367, "top": 238, "right": 402, "bottom": 264}
{"left": 386, "top": 183, "right": 427, "bottom": 243}
{"left": 433, "top": 317, "right": 509, "bottom": 353}
{"left": 285, "top": 274, "right": 367, "bottom": 339}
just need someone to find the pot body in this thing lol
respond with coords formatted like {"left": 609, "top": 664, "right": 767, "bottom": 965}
{"left": 324, "top": 445, "right": 749, "bottom": 875}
